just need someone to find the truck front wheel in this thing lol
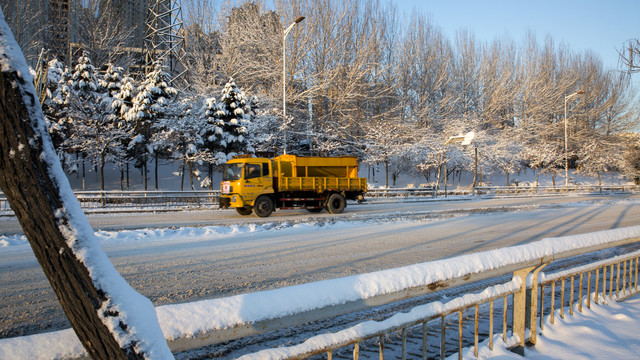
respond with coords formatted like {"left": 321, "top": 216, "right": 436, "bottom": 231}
{"left": 236, "top": 207, "right": 253, "bottom": 216}
{"left": 253, "top": 196, "right": 274, "bottom": 217}
{"left": 326, "top": 193, "right": 346, "bottom": 214}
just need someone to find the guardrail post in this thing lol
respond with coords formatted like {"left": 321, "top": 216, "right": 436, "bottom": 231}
{"left": 510, "top": 265, "right": 537, "bottom": 356}
{"left": 526, "top": 260, "right": 550, "bottom": 346}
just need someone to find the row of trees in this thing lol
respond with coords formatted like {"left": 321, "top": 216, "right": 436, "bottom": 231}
{"left": 19, "top": 0, "right": 640, "bottom": 189}
{"left": 42, "top": 52, "right": 258, "bottom": 190}
{"left": 186, "top": 0, "right": 639, "bottom": 187}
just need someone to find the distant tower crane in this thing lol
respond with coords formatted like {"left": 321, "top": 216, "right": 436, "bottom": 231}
{"left": 143, "top": 0, "right": 188, "bottom": 86}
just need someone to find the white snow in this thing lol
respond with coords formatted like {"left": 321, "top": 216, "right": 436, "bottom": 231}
{"left": 1, "top": 224, "right": 639, "bottom": 359}
{"left": 470, "top": 295, "right": 640, "bottom": 360}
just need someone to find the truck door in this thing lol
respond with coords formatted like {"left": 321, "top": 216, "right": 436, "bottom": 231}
{"left": 243, "top": 162, "right": 273, "bottom": 203}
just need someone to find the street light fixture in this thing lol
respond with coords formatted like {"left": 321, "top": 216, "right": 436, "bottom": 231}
{"left": 282, "top": 16, "right": 305, "bottom": 155}
{"left": 564, "top": 90, "right": 584, "bottom": 187}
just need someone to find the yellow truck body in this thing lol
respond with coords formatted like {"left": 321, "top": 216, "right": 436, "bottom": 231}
{"left": 219, "top": 154, "right": 367, "bottom": 217}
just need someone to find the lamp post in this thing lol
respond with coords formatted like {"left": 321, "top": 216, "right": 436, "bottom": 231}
{"left": 564, "top": 90, "right": 584, "bottom": 187}
{"left": 282, "top": 16, "right": 305, "bottom": 155}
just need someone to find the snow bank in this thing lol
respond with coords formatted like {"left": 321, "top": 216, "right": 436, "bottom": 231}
{"left": 155, "top": 225, "right": 640, "bottom": 341}
{"left": 238, "top": 279, "right": 522, "bottom": 360}
{"left": 466, "top": 294, "right": 640, "bottom": 359}
{"left": 1, "top": 225, "right": 639, "bottom": 359}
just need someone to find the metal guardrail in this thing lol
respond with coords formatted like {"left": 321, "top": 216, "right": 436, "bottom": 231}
{"left": 473, "top": 184, "right": 640, "bottom": 196}
{"left": 221, "top": 233, "right": 640, "bottom": 360}
{"left": 0, "top": 190, "right": 220, "bottom": 211}
{"left": 0, "top": 185, "right": 636, "bottom": 212}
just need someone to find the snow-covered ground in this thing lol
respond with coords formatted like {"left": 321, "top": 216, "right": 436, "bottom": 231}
{"left": 476, "top": 296, "right": 640, "bottom": 359}
{"left": 1, "top": 225, "right": 639, "bottom": 359}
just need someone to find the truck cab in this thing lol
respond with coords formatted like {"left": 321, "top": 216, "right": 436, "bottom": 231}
{"left": 219, "top": 156, "right": 274, "bottom": 215}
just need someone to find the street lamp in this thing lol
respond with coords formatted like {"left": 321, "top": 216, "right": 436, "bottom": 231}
{"left": 564, "top": 90, "right": 584, "bottom": 187}
{"left": 282, "top": 16, "right": 305, "bottom": 154}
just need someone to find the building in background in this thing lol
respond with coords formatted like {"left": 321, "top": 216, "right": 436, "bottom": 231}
{"left": 1, "top": 0, "right": 149, "bottom": 69}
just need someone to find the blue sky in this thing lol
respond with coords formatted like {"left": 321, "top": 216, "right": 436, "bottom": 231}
{"left": 392, "top": 0, "right": 639, "bottom": 70}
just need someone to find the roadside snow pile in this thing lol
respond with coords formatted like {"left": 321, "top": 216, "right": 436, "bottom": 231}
{"left": 2, "top": 225, "right": 640, "bottom": 359}
{"left": 0, "top": 223, "right": 279, "bottom": 248}
{"left": 0, "top": 217, "right": 436, "bottom": 249}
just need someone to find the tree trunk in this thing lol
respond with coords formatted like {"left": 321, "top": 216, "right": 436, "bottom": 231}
{"left": 0, "top": 23, "right": 171, "bottom": 359}
{"left": 472, "top": 147, "right": 478, "bottom": 188}
{"left": 100, "top": 152, "right": 106, "bottom": 191}
{"left": 188, "top": 161, "right": 196, "bottom": 191}
{"left": 143, "top": 155, "right": 148, "bottom": 190}
{"left": 180, "top": 159, "right": 186, "bottom": 191}
{"left": 82, "top": 157, "right": 86, "bottom": 190}
{"left": 155, "top": 154, "right": 159, "bottom": 190}
{"left": 384, "top": 159, "right": 389, "bottom": 188}
{"left": 208, "top": 163, "right": 214, "bottom": 190}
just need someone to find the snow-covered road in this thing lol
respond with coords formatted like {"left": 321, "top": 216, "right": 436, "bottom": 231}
{"left": 1, "top": 193, "right": 639, "bottom": 339}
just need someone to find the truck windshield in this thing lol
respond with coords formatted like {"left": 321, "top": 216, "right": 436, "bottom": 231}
{"left": 223, "top": 163, "right": 243, "bottom": 181}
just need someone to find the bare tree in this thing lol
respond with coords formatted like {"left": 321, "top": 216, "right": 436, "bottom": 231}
{"left": 0, "top": 13, "right": 172, "bottom": 359}
{"left": 0, "top": 0, "right": 47, "bottom": 65}
{"left": 74, "top": 0, "right": 135, "bottom": 69}
{"left": 217, "top": 0, "right": 281, "bottom": 96}
{"left": 182, "top": 0, "right": 223, "bottom": 92}
{"left": 619, "top": 39, "right": 640, "bottom": 74}
{"left": 401, "top": 12, "right": 455, "bottom": 128}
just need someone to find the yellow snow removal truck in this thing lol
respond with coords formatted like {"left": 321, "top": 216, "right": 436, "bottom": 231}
{"left": 219, "top": 154, "right": 367, "bottom": 217}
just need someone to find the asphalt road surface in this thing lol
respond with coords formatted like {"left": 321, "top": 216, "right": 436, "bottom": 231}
{"left": 1, "top": 193, "right": 639, "bottom": 338}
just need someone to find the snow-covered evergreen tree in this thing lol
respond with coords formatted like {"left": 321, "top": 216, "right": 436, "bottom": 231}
{"left": 200, "top": 77, "right": 254, "bottom": 164}
{"left": 70, "top": 50, "right": 100, "bottom": 98}
{"left": 111, "top": 74, "right": 136, "bottom": 127}
{"left": 45, "top": 52, "right": 103, "bottom": 183}
{"left": 128, "top": 60, "right": 177, "bottom": 134}
{"left": 127, "top": 60, "right": 178, "bottom": 189}
{"left": 152, "top": 98, "right": 209, "bottom": 190}
{"left": 45, "top": 58, "right": 65, "bottom": 98}
{"left": 100, "top": 63, "right": 122, "bottom": 97}
{"left": 217, "top": 77, "right": 254, "bottom": 155}
{"left": 42, "top": 58, "right": 72, "bottom": 153}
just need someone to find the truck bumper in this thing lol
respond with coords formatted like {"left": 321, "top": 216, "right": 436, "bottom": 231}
{"left": 219, "top": 195, "right": 246, "bottom": 208}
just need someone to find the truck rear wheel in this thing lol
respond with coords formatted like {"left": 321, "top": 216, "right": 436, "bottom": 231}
{"left": 253, "top": 196, "right": 274, "bottom": 217}
{"left": 236, "top": 207, "right": 253, "bottom": 216}
{"left": 326, "top": 193, "right": 346, "bottom": 214}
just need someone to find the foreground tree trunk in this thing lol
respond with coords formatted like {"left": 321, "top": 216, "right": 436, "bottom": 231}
{"left": 0, "top": 15, "right": 172, "bottom": 359}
